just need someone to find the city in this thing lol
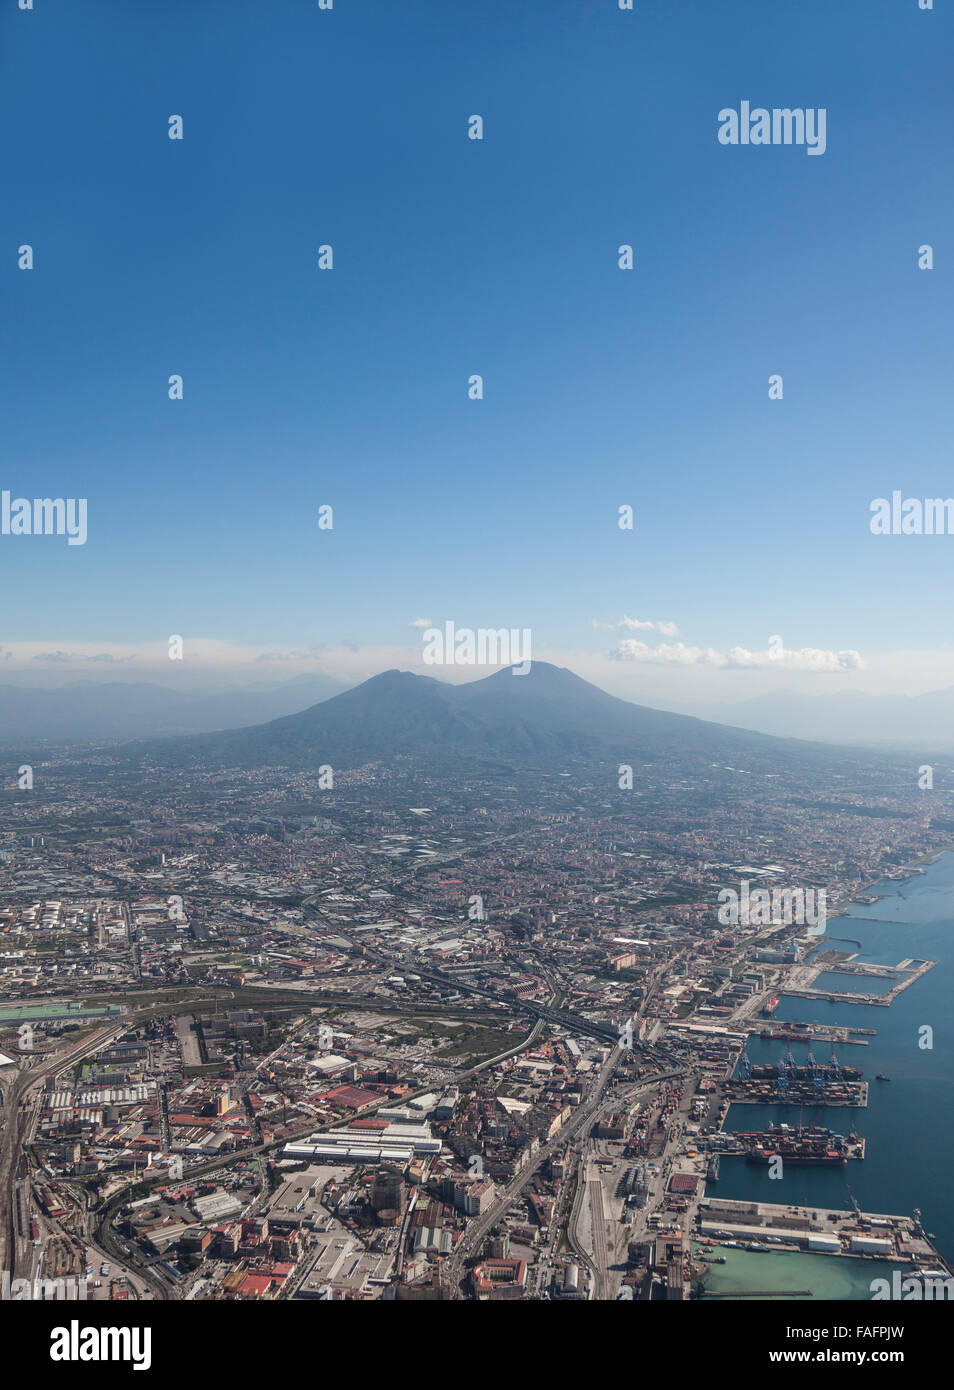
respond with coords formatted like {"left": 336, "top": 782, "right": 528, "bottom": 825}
{"left": 1, "top": 693, "right": 950, "bottom": 1305}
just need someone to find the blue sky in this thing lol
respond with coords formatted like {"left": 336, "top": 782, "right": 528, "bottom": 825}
{"left": 3, "top": 0, "right": 953, "bottom": 698}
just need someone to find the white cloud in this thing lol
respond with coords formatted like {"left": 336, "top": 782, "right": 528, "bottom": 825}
{"left": 31, "top": 649, "right": 134, "bottom": 665}
{"left": 725, "top": 646, "right": 863, "bottom": 672}
{"left": 595, "top": 616, "right": 681, "bottom": 636}
{"left": 608, "top": 641, "right": 724, "bottom": 665}
{"left": 408, "top": 617, "right": 432, "bottom": 629}
{"left": 617, "top": 616, "right": 657, "bottom": 632}
{"left": 0, "top": 635, "right": 884, "bottom": 699}
{"left": 607, "top": 640, "right": 863, "bottom": 672}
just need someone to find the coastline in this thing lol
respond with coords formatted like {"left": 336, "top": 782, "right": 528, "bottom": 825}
{"left": 823, "top": 848, "right": 949, "bottom": 930}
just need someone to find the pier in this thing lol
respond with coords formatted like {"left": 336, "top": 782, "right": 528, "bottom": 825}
{"left": 696, "top": 1197, "right": 951, "bottom": 1272}
{"left": 781, "top": 957, "right": 936, "bottom": 1007}
{"left": 727, "top": 1081, "right": 868, "bottom": 1108}
{"left": 721, "top": 1131, "right": 867, "bottom": 1162}
{"left": 755, "top": 1024, "right": 874, "bottom": 1047}
{"left": 704, "top": 1289, "right": 813, "bottom": 1298}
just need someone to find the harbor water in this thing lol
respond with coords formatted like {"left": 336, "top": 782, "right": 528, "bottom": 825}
{"left": 706, "top": 851, "right": 954, "bottom": 1292}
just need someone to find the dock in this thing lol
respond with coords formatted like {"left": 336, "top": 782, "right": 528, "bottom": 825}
{"left": 754, "top": 1025, "right": 871, "bottom": 1047}
{"left": 696, "top": 1197, "right": 951, "bottom": 1271}
{"left": 704, "top": 1289, "right": 813, "bottom": 1298}
{"left": 781, "top": 958, "right": 936, "bottom": 1007}
{"left": 727, "top": 1081, "right": 868, "bottom": 1108}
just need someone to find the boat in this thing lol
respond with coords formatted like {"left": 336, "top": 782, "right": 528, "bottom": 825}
{"left": 765, "top": 1125, "right": 834, "bottom": 1138}
{"left": 750, "top": 1062, "right": 862, "bottom": 1081}
{"left": 742, "top": 1122, "right": 856, "bottom": 1165}
{"left": 745, "top": 1148, "right": 847, "bottom": 1166}
{"left": 875, "top": 1074, "right": 891, "bottom": 1082}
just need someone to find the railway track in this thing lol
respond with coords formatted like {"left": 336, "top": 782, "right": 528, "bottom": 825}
{"left": 0, "top": 1023, "right": 126, "bottom": 1278}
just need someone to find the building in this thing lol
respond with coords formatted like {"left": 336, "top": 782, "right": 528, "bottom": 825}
{"left": 470, "top": 1258, "right": 527, "bottom": 1300}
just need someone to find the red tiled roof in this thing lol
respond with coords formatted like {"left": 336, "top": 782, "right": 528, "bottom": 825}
{"left": 239, "top": 1274, "right": 274, "bottom": 1297}
{"left": 324, "top": 1086, "right": 380, "bottom": 1108}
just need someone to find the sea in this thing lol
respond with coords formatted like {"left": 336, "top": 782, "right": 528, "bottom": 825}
{"left": 698, "top": 849, "right": 954, "bottom": 1299}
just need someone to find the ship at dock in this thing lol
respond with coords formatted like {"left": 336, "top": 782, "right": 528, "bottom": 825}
{"left": 745, "top": 1146, "right": 847, "bottom": 1166}
{"left": 749, "top": 1061, "right": 862, "bottom": 1082}
{"left": 736, "top": 1121, "right": 864, "bottom": 1165}
{"left": 736, "top": 1041, "right": 864, "bottom": 1097}
{"left": 728, "top": 1078, "right": 867, "bottom": 1107}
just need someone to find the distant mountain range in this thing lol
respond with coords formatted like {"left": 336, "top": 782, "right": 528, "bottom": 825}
{"left": 656, "top": 686, "right": 954, "bottom": 753}
{"left": 0, "top": 675, "right": 348, "bottom": 745}
{"left": 124, "top": 662, "right": 876, "bottom": 774}
{"left": 7, "top": 667, "right": 946, "bottom": 766}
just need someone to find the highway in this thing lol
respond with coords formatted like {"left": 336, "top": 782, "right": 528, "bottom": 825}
{"left": 301, "top": 908, "right": 620, "bottom": 1046}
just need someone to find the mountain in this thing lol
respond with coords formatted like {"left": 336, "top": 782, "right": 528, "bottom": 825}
{"left": 0, "top": 674, "right": 349, "bottom": 745}
{"left": 125, "top": 661, "right": 872, "bottom": 773}
{"left": 655, "top": 686, "right": 954, "bottom": 753}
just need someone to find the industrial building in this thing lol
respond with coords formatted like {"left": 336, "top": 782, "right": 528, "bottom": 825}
{"left": 283, "top": 1121, "right": 441, "bottom": 1166}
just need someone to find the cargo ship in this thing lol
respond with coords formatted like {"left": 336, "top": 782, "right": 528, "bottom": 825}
{"left": 738, "top": 1122, "right": 863, "bottom": 1165}
{"left": 766, "top": 1123, "right": 837, "bottom": 1137}
{"left": 760, "top": 995, "right": 781, "bottom": 1017}
{"left": 750, "top": 1062, "right": 862, "bottom": 1081}
{"left": 745, "top": 1145, "right": 847, "bottom": 1166}
{"left": 728, "top": 1078, "right": 867, "bottom": 1106}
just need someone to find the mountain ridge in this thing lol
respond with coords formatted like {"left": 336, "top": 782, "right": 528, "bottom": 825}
{"left": 123, "top": 660, "right": 881, "bottom": 774}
